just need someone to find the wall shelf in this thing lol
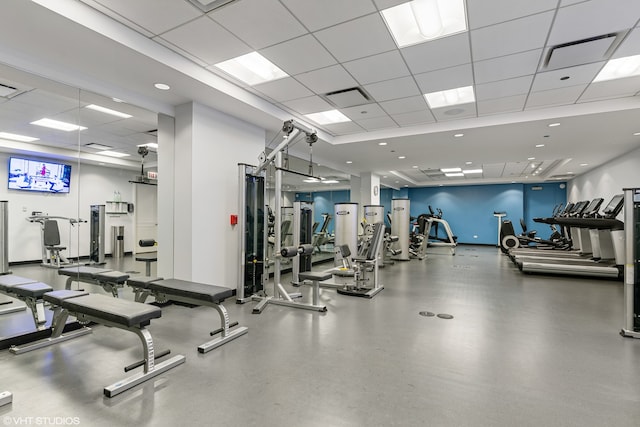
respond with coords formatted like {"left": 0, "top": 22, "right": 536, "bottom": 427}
{"left": 106, "top": 201, "right": 129, "bottom": 214}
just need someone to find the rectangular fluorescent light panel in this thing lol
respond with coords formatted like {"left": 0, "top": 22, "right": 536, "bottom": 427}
{"left": 445, "top": 172, "right": 464, "bottom": 177}
{"left": 214, "top": 52, "right": 288, "bottom": 86}
{"left": 425, "top": 86, "right": 475, "bottom": 109}
{"left": 463, "top": 169, "right": 483, "bottom": 174}
{"left": 305, "top": 110, "right": 351, "bottom": 125}
{"left": 303, "top": 178, "right": 320, "bottom": 183}
{"left": 138, "top": 143, "right": 158, "bottom": 149}
{"left": 322, "top": 180, "right": 339, "bottom": 184}
{"left": 84, "top": 143, "right": 112, "bottom": 150}
{"left": 440, "top": 167, "right": 461, "bottom": 173}
{"left": 594, "top": 54, "right": 640, "bottom": 82}
{"left": 30, "top": 118, "right": 87, "bottom": 132}
{"left": 381, "top": 0, "right": 467, "bottom": 48}
{"left": 85, "top": 104, "right": 132, "bottom": 118}
{"left": 0, "top": 132, "right": 39, "bottom": 142}
{"left": 99, "top": 150, "right": 130, "bottom": 158}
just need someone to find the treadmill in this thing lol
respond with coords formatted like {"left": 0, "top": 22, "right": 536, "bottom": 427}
{"left": 519, "top": 195, "right": 624, "bottom": 278}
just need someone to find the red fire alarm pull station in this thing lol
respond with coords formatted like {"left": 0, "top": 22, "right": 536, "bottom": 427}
{"left": 230, "top": 214, "right": 238, "bottom": 225}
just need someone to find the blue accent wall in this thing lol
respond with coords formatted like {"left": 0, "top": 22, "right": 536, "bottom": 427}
{"left": 523, "top": 183, "right": 567, "bottom": 238}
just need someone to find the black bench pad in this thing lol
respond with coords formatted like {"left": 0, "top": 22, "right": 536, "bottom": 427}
{"left": 59, "top": 294, "right": 161, "bottom": 328}
{"left": 135, "top": 253, "right": 158, "bottom": 262}
{"left": 58, "top": 266, "right": 112, "bottom": 279}
{"left": 12, "top": 282, "right": 53, "bottom": 298}
{"left": 127, "top": 277, "right": 163, "bottom": 288}
{"left": 44, "top": 290, "right": 90, "bottom": 305}
{"left": 0, "top": 275, "right": 37, "bottom": 288}
{"left": 146, "top": 279, "right": 234, "bottom": 304}
{"left": 299, "top": 272, "right": 333, "bottom": 281}
{"left": 94, "top": 271, "right": 129, "bottom": 283}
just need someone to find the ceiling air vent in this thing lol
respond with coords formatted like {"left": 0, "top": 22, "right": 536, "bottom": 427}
{"left": 543, "top": 33, "right": 620, "bottom": 71}
{"left": 0, "top": 83, "right": 19, "bottom": 98}
{"left": 186, "top": 0, "right": 238, "bottom": 13}
{"left": 323, "top": 87, "right": 371, "bottom": 108}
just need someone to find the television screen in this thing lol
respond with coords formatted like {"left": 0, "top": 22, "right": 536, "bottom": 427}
{"left": 8, "top": 157, "right": 72, "bottom": 193}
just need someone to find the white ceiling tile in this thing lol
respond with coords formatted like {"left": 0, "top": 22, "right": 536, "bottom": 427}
{"left": 92, "top": 0, "right": 201, "bottom": 34}
{"left": 295, "top": 65, "right": 358, "bottom": 94}
{"left": 414, "top": 64, "right": 474, "bottom": 94}
{"left": 314, "top": 14, "right": 397, "bottom": 62}
{"left": 253, "top": 77, "right": 313, "bottom": 102}
{"left": 341, "top": 103, "right": 388, "bottom": 121}
{"left": 531, "top": 62, "right": 604, "bottom": 92}
{"left": 373, "top": 0, "right": 406, "bottom": 9}
{"left": 364, "top": 76, "right": 421, "bottom": 102}
{"left": 612, "top": 28, "right": 640, "bottom": 58}
{"left": 153, "top": 37, "right": 209, "bottom": 67}
{"left": 475, "top": 75, "right": 534, "bottom": 101}
{"left": 260, "top": 35, "right": 336, "bottom": 75}
{"left": 548, "top": 0, "right": 640, "bottom": 46}
{"left": 431, "top": 103, "right": 477, "bottom": 121}
{"left": 467, "top": 0, "right": 558, "bottom": 29}
{"left": 390, "top": 110, "right": 436, "bottom": 126}
{"left": 158, "top": 16, "right": 251, "bottom": 65}
{"left": 482, "top": 163, "right": 506, "bottom": 178}
{"left": 343, "top": 51, "right": 410, "bottom": 85}
{"left": 579, "top": 76, "right": 640, "bottom": 101}
{"left": 322, "top": 121, "right": 366, "bottom": 135}
{"left": 474, "top": 50, "right": 543, "bottom": 84}
{"left": 379, "top": 96, "right": 428, "bottom": 114}
{"left": 526, "top": 85, "right": 586, "bottom": 109}
{"left": 477, "top": 94, "right": 527, "bottom": 115}
{"left": 280, "top": 0, "right": 377, "bottom": 32}
{"left": 209, "top": 0, "right": 307, "bottom": 49}
{"left": 401, "top": 33, "right": 471, "bottom": 75}
{"left": 560, "top": 0, "right": 585, "bottom": 6}
{"left": 355, "top": 116, "right": 398, "bottom": 131}
{"left": 471, "top": 11, "right": 554, "bottom": 61}
{"left": 282, "top": 96, "right": 333, "bottom": 114}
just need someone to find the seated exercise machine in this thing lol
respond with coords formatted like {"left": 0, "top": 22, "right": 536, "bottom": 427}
{"left": 26, "top": 214, "right": 84, "bottom": 268}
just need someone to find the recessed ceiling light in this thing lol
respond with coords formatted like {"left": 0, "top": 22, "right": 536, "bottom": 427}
{"left": 30, "top": 118, "right": 87, "bottom": 132}
{"left": 85, "top": 104, "right": 132, "bottom": 119}
{"left": 0, "top": 132, "right": 39, "bottom": 142}
{"left": 395, "top": 180, "right": 400, "bottom": 183}
{"left": 154, "top": 83, "right": 170, "bottom": 90}
{"left": 594, "top": 54, "right": 640, "bottom": 82}
{"left": 404, "top": 184, "right": 409, "bottom": 187}
{"left": 214, "top": 51, "right": 288, "bottom": 85}
{"left": 99, "top": 150, "right": 130, "bottom": 158}
{"left": 528, "top": 157, "right": 536, "bottom": 160}
{"left": 580, "top": 163, "right": 588, "bottom": 166}
{"left": 530, "top": 164, "right": 536, "bottom": 169}
{"left": 634, "top": 132, "right": 640, "bottom": 136}
{"left": 322, "top": 180, "right": 339, "bottom": 184}
{"left": 138, "top": 143, "right": 159, "bottom": 149}
{"left": 548, "top": 122, "right": 560, "bottom": 127}
{"left": 305, "top": 110, "right": 351, "bottom": 125}
{"left": 441, "top": 167, "right": 461, "bottom": 173}
{"left": 346, "top": 160, "right": 353, "bottom": 164}
{"left": 454, "top": 133, "right": 464, "bottom": 138}
{"left": 465, "top": 161, "right": 472, "bottom": 165}
{"left": 462, "top": 169, "right": 482, "bottom": 174}
{"left": 439, "top": 184, "right": 443, "bottom": 187}
{"left": 381, "top": 0, "right": 467, "bottom": 48}
{"left": 112, "top": 97, "right": 125, "bottom": 103}
{"left": 536, "top": 144, "right": 545, "bottom": 148}
{"left": 445, "top": 172, "right": 464, "bottom": 177}
{"left": 383, "top": 175, "right": 388, "bottom": 178}
{"left": 398, "top": 156, "right": 406, "bottom": 159}
{"left": 424, "top": 86, "right": 475, "bottom": 109}
{"left": 378, "top": 142, "right": 387, "bottom": 146}
{"left": 412, "top": 165, "right": 419, "bottom": 168}
{"left": 567, "top": 171, "right": 574, "bottom": 174}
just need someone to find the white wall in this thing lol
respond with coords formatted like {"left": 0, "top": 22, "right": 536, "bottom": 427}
{"left": 0, "top": 152, "right": 137, "bottom": 262}
{"left": 568, "top": 146, "right": 640, "bottom": 218}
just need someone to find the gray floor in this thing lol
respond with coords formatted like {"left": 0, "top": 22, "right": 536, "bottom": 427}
{"left": 1, "top": 246, "right": 639, "bottom": 426}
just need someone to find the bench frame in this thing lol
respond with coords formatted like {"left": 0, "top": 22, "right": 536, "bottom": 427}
{"left": 60, "top": 268, "right": 128, "bottom": 297}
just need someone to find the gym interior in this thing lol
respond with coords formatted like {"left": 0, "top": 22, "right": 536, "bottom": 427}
{"left": 1, "top": 1, "right": 640, "bottom": 426}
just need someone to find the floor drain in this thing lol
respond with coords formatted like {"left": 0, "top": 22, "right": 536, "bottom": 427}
{"left": 419, "top": 311, "right": 435, "bottom": 317}
{"left": 437, "top": 313, "right": 454, "bottom": 319}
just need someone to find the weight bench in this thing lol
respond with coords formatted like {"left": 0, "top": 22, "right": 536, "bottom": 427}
{"left": 12, "top": 289, "right": 185, "bottom": 398}
{"left": 59, "top": 266, "right": 129, "bottom": 297}
{"left": 0, "top": 275, "right": 53, "bottom": 329}
{"left": 127, "top": 277, "right": 248, "bottom": 353}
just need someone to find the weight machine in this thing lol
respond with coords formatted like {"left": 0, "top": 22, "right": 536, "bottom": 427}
{"left": 26, "top": 214, "right": 85, "bottom": 268}
{"left": 621, "top": 187, "right": 640, "bottom": 338}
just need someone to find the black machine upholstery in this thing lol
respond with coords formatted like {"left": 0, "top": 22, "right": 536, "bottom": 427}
{"left": 146, "top": 279, "right": 235, "bottom": 303}
{"left": 43, "top": 220, "right": 66, "bottom": 250}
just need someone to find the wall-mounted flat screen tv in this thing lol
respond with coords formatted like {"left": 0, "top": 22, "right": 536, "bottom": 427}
{"left": 8, "top": 157, "right": 72, "bottom": 193}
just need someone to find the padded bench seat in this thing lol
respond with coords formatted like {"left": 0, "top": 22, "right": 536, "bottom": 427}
{"left": 58, "top": 266, "right": 112, "bottom": 279}
{"left": 11, "top": 282, "right": 53, "bottom": 299}
{"left": 148, "top": 279, "right": 234, "bottom": 303}
{"left": 0, "top": 275, "right": 37, "bottom": 289}
{"left": 58, "top": 266, "right": 129, "bottom": 297}
{"left": 0, "top": 275, "right": 53, "bottom": 328}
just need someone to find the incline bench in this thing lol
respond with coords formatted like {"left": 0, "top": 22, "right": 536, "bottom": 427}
{"left": 127, "top": 277, "right": 248, "bottom": 353}
{"left": 12, "top": 289, "right": 185, "bottom": 398}
{"left": 59, "top": 266, "right": 130, "bottom": 297}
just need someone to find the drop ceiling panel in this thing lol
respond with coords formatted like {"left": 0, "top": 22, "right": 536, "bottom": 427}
{"left": 364, "top": 76, "right": 421, "bottom": 102}
{"left": 474, "top": 50, "right": 542, "bottom": 84}
{"left": 253, "top": 77, "right": 313, "bottom": 102}
{"left": 401, "top": 33, "right": 471, "bottom": 75}
{"left": 477, "top": 94, "right": 527, "bottom": 116}
{"left": 341, "top": 104, "right": 388, "bottom": 121}
{"left": 531, "top": 62, "right": 603, "bottom": 92}
{"left": 579, "top": 76, "right": 640, "bottom": 101}
{"left": 314, "top": 14, "right": 397, "bottom": 62}
{"left": 355, "top": 116, "right": 398, "bottom": 131}
{"left": 158, "top": 16, "right": 251, "bottom": 65}
{"left": 373, "top": 0, "right": 406, "bottom": 9}
{"left": 279, "top": 0, "right": 377, "bottom": 32}
{"left": 208, "top": 0, "right": 307, "bottom": 49}
{"left": 12, "top": 90, "right": 80, "bottom": 113}
{"left": 91, "top": 0, "right": 201, "bottom": 35}
{"left": 467, "top": 0, "right": 558, "bottom": 30}
{"left": 390, "top": 110, "right": 436, "bottom": 126}
{"left": 414, "top": 64, "right": 474, "bottom": 94}
{"left": 430, "top": 103, "right": 477, "bottom": 122}
{"left": 322, "top": 121, "right": 365, "bottom": 135}
{"left": 502, "top": 162, "right": 529, "bottom": 177}
{"left": 379, "top": 96, "right": 428, "bottom": 115}
{"left": 471, "top": 11, "right": 555, "bottom": 61}
{"left": 526, "top": 85, "right": 587, "bottom": 109}
{"left": 547, "top": 0, "right": 640, "bottom": 46}
{"left": 282, "top": 96, "right": 333, "bottom": 114}
{"left": 612, "top": 28, "right": 640, "bottom": 58}
{"left": 294, "top": 65, "right": 358, "bottom": 94}
{"left": 475, "top": 75, "right": 534, "bottom": 101}
{"left": 260, "top": 35, "right": 336, "bottom": 76}
{"left": 343, "top": 51, "right": 410, "bottom": 85}
{"left": 482, "top": 163, "right": 506, "bottom": 178}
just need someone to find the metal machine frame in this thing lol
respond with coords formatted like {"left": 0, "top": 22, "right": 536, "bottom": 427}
{"left": 621, "top": 188, "right": 640, "bottom": 338}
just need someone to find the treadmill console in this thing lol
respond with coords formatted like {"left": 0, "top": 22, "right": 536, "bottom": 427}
{"left": 601, "top": 194, "right": 624, "bottom": 218}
